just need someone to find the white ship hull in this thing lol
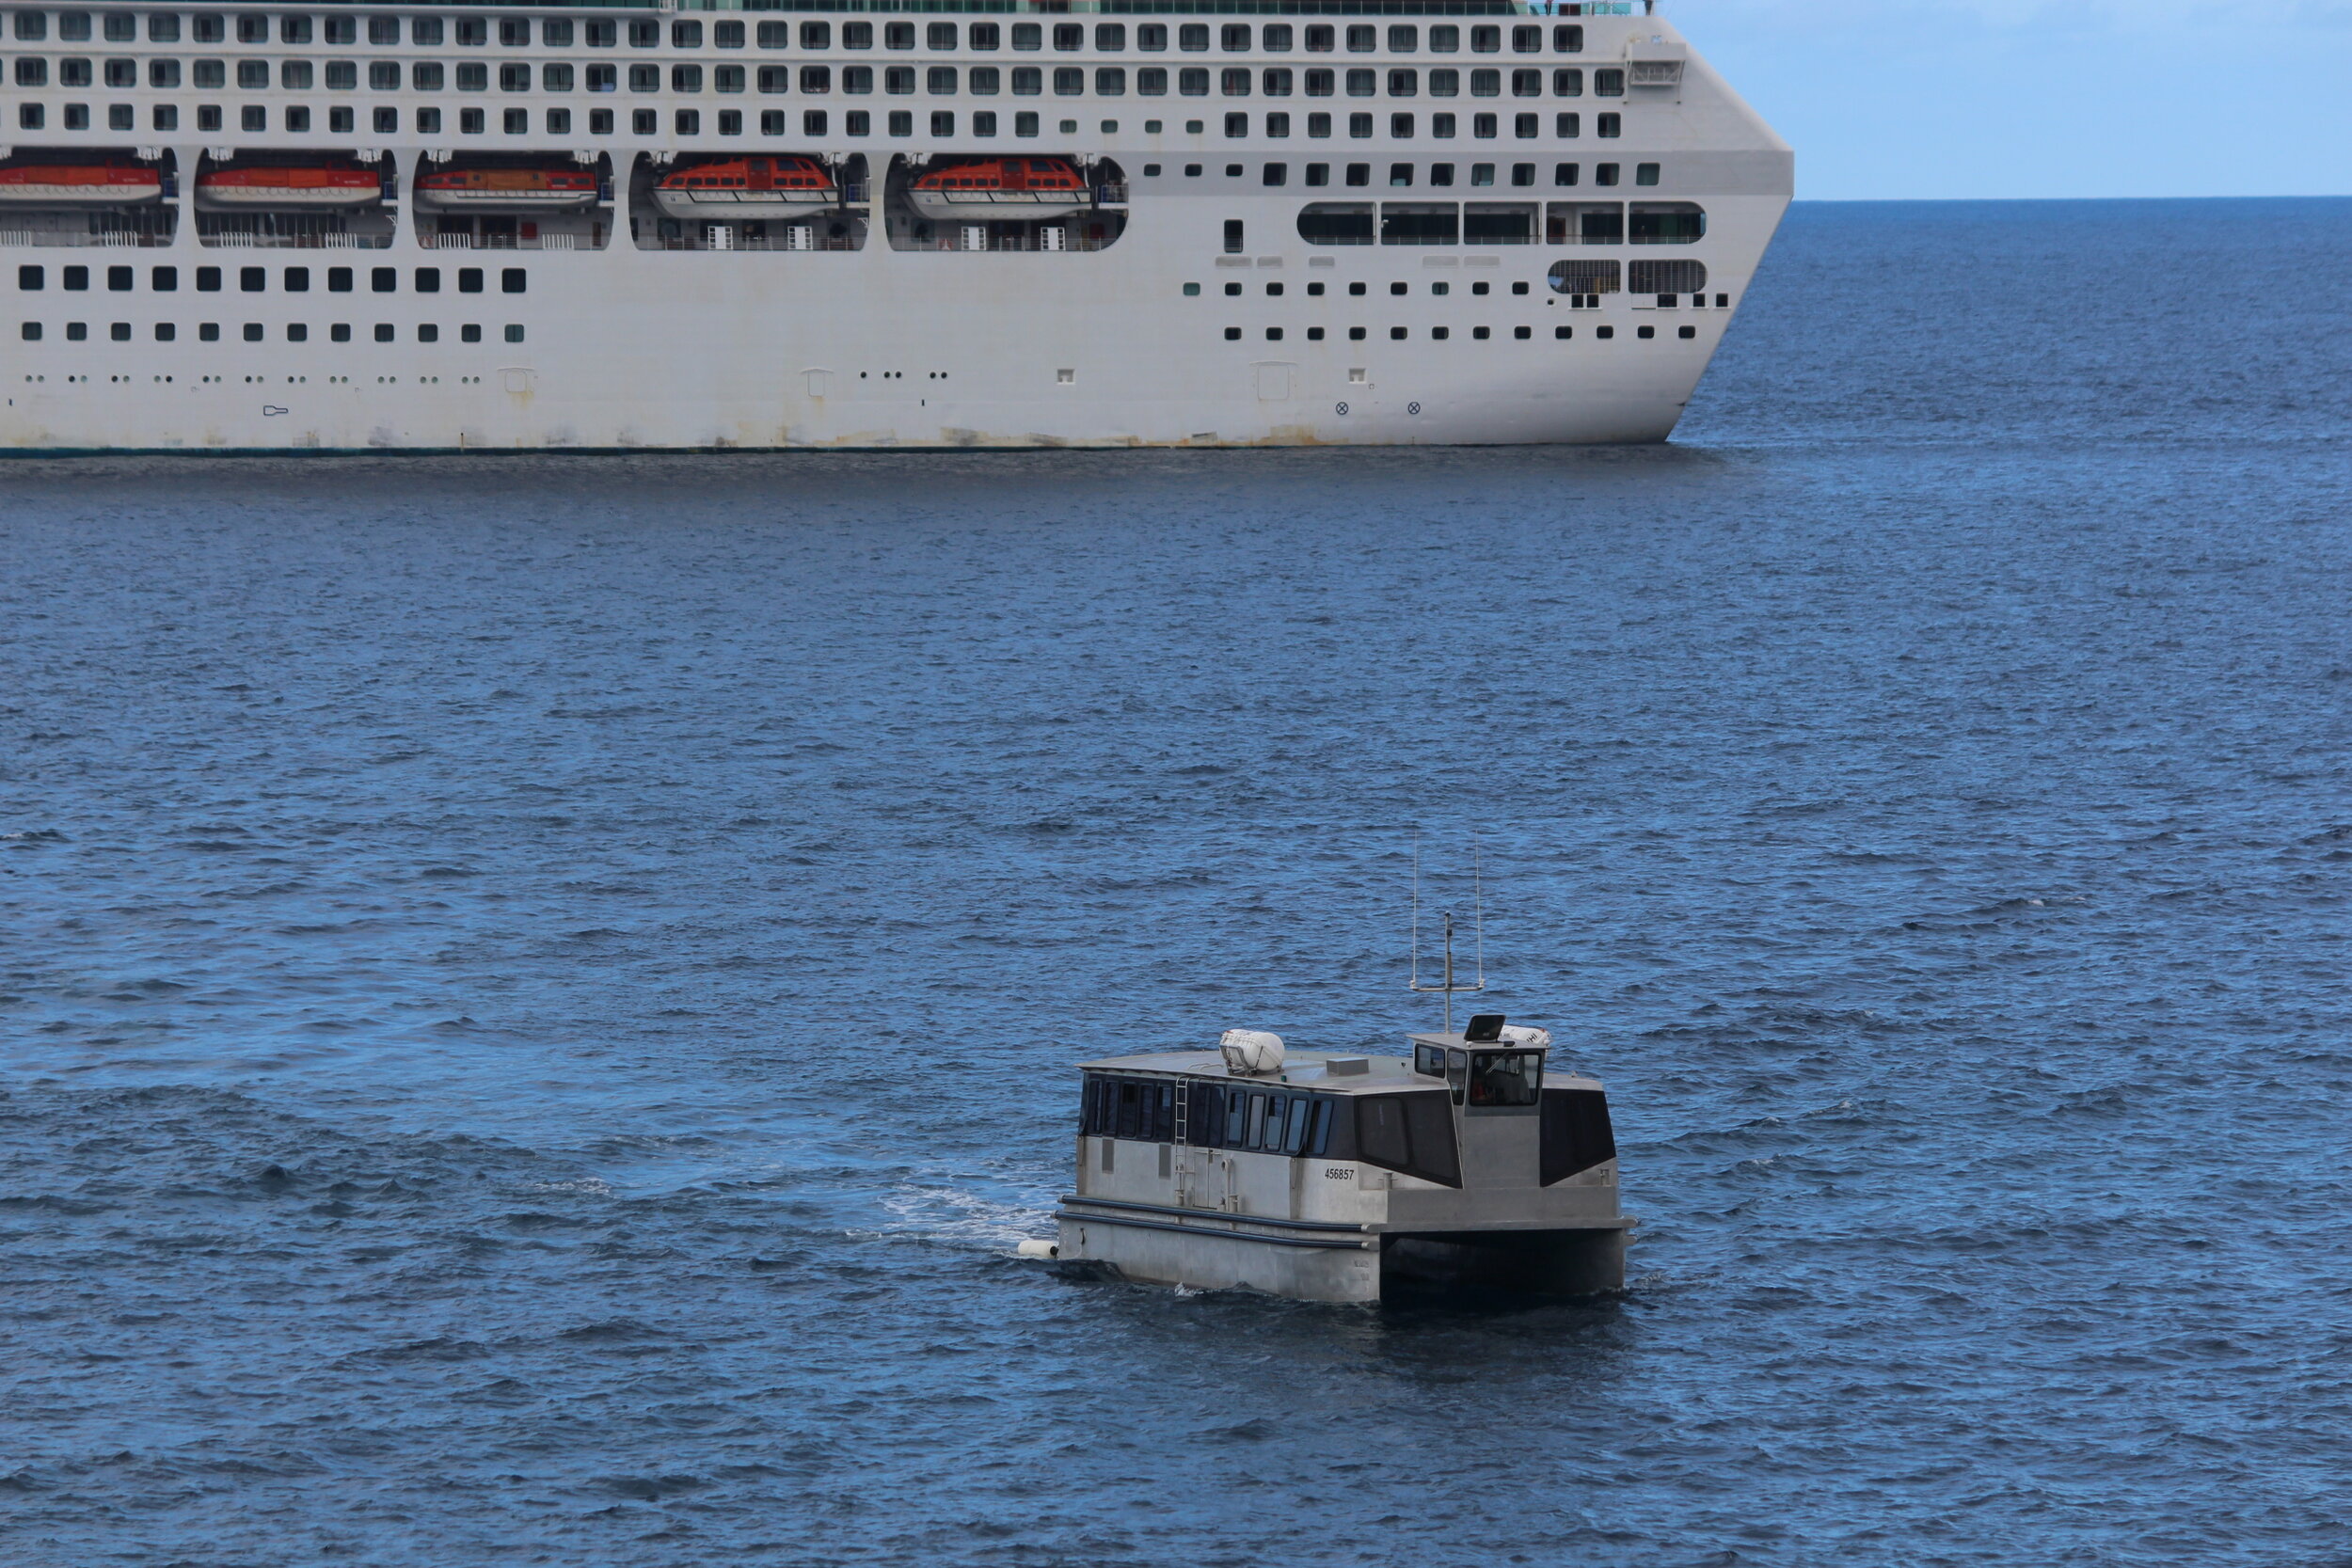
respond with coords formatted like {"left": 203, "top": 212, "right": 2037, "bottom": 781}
{"left": 0, "top": 8, "right": 1789, "bottom": 451}
{"left": 905, "top": 190, "right": 1092, "bottom": 222}
{"left": 197, "top": 187, "right": 379, "bottom": 211}
{"left": 414, "top": 188, "right": 596, "bottom": 212}
{"left": 0, "top": 182, "right": 161, "bottom": 205}
{"left": 651, "top": 189, "right": 838, "bottom": 222}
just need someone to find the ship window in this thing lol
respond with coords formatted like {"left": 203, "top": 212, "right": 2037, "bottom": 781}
{"left": 1429, "top": 69, "right": 1458, "bottom": 99}
{"left": 1179, "top": 23, "right": 1208, "bottom": 51}
{"left": 676, "top": 109, "right": 702, "bottom": 135}
{"left": 238, "top": 322, "right": 260, "bottom": 341}
{"left": 1468, "top": 1051, "right": 1541, "bottom": 1108}
{"left": 1547, "top": 258, "right": 1620, "bottom": 295}
{"left": 500, "top": 64, "right": 529, "bottom": 93}
{"left": 1346, "top": 24, "right": 1375, "bottom": 51}
{"left": 1636, "top": 163, "right": 1661, "bottom": 187}
{"left": 65, "top": 322, "right": 86, "bottom": 341}
{"left": 1055, "top": 67, "right": 1082, "bottom": 95}
{"left": 882, "top": 21, "right": 913, "bottom": 50}
{"left": 1630, "top": 259, "right": 1707, "bottom": 295}
{"left": 1097, "top": 68, "right": 1125, "bottom": 96}
{"left": 11, "top": 11, "right": 43, "bottom": 40}
{"left": 461, "top": 325, "right": 482, "bottom": 344}
{"left": 18, "top": 323, "right": 36, "bottom": 341}
{"left": 1345, "top": 69, "right": 1375, "bottom": 97}
{"left": 883, "top": 65, "right": 914, "bottom": 94}
{"left": 1303, "top": 69, "right": 1332, "bottom": 97}
{"left": 674, "top": 65, "right": 704, "bottom": 93}
{"left": 1012, "top": 67, "right": 1041, "bottom": 96}
{"left": 801, "top": 66, "right": 831, "bottom": 94}
{"left": 413, "top": 62, "right": 444, "bottom": 92}
{"left": 457, "top": 268, "right": 483, "bottom": 294}
{"left": 373, "top": 323, "right": 392, "bottom": 341}
{"left": 1244, "top": 1093, "right": 1267, "bottom": 1148}
{"left": 804, "top": 109, "right": 827, "bottom": 135}
{"left": 1296, "top": 202, "right": 1371, "bottom": 245}
{"left": 1011, "top": 22, "right": 1041, "bottom": 51}
{"left": 969, "top": 66, "right": 1000, "bottom": 95}
{"left": 418, "top": 325, "right": 438, "bottom": 343}
{"left": 414, "top": 268, "right": 440, "bottom": 293}
{"left": 1596, "top": 162, "right": 1620, "bottom": 186}
{"left": 670, "top": 20, "right": 702, "bottom": 49}
{"left": 1388, "top": 69, "right": 1416, "bottom": 98}
{"left": 281, "top": 266, "right": 309, "bottom": 293}
{"left": 1305, "top": 24, "right": 1334, "bottom": 51}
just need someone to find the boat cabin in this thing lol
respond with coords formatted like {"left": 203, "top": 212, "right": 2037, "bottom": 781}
{"left": 1058, "top": 1013, "right": 1628, "bottom": 1304}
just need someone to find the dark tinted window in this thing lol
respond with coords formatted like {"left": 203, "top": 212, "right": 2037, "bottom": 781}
{"left": 1539, "top": 1087, "right": 1616, "bottom": 1185}
{"left": 1355, "top": 1091, "right": 1462, "bottom": 1187}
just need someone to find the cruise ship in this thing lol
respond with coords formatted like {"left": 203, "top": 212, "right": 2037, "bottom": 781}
{"left": 0, "top": 0, "right": 1791, "bottom": 451}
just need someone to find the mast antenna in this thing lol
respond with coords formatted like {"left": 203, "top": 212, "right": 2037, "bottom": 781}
{"left": 1408, "top": 832, "right": 1487, "bottom": 1033}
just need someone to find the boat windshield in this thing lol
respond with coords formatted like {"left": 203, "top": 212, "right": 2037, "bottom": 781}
{"left": 1467, "top": 1050, "right": 1541, "bottom": 1107}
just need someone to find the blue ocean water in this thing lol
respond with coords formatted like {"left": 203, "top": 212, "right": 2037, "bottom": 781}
{"left": 3, "top": 198, "right": 2349, "bottom": 1567}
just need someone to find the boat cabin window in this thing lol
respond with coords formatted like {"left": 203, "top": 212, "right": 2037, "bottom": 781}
{"left": 1414, "top": 1043, "right": 1447, "bottom": 1077}
{"left": 1467, "top": 1051, "right": 1542, "bottom": 1108}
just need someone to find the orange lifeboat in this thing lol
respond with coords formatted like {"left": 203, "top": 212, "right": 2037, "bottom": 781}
{"left": 414, "top": 166, "right": 599, "bottom": 213}
{"left": 652, "top": 156, "right": 838, "bottom": 222}
{"left": 197, "top": 163, "right": 381, "bottom": 210}
{"left": 0, "top": 160, "right": 164, "bottom": 206}
{"left": 907, "top": 158, "right": 1090, "bottom": 222}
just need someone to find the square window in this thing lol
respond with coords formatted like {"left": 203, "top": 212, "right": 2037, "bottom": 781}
{"left": 1515, "top": 325, "right": 1531, "bottom": 339}
{"left": 1348, "top": 325, "right": 1366, "bottom": 340}
{"left": 419, "top": 325, "right": 439, "bottom": 343}
{"left": 504, "top": 325, "right": 525, "bottom": 344}
{"left": 462, "top": 324, "right": 483, "bottom": 343}
{"left": 288, "top": 324, "right": 307, "bottom": 342}
{"left": 199, "top": 323, "right": 220, "bottom": 341}
{"left": 242, "top": 323, "right": 262, "bottom": 341}
{"left": 374, "top": 324, "right": 394, "bottom": 342}
{"left": 1307, "top": 326, "right": 1325, "bottom": 341}
{"left": 331, "top": 324, "right": 351, "bottom": 342}
{"left": 1223, "top": 326, "right": 1241, "bottom": 341}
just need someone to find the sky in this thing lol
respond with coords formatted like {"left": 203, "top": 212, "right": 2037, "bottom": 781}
{"left": 1673, "top": 0, "right": 2352, "bottom": 200}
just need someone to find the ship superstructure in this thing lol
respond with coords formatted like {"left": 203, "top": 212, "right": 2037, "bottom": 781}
{"left": 0, "top": 0, "right": 1791, "bottom": 450}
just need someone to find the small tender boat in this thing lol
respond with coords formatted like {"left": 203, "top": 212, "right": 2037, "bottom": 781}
{"left": 652, "top": 156, "right": 838, "bottom": 222}
{"left": 1054, "top": 1012, "right": 1629, "bottom": 1303}
{"left": 907, "top": 158, "right": 1091, "bottom": 222}
{"left": 196, "top": 163, "right": 381, "bottom": 210}
{"left": 0, "top": 161, "right": 164, "bottom": 205}
{"left": 414, "top": 166, "right": 598, "bottom": 212}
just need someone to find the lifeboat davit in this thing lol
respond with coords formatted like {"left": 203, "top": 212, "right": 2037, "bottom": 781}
{"left": 907, "top": 158, "right": 1091, "bottom": 223}
{"left": 651, "top": 156, "right": 838, "bottom": 222}
{"left": 414, "top": 166, "right": 599, "bottom": 212}
{"left": 0, "top": 161, "right": 164, "bottom": 205}
{"left": 198, "top": 163, "right": 382, "bottom": 210}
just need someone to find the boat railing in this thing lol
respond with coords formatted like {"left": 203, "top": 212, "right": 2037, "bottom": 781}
{"left": 202, "top": 231, "right": 389, "bottom": 249}
{"left": 649, "top": 233, "right": 862, "bottom": 253}
{"left": 898, "top": 230, "right": 1120, "bottom": 254}
{"left": 425, "top": 233, "right": 589, "bottom": 251}
{"left": 0, "top": 228, "right": 178, "bottom": 247}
